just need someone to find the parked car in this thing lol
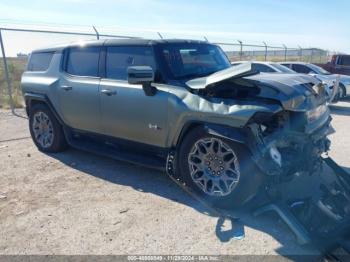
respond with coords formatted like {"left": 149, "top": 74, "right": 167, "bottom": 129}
{"left": 316, "top": 54, "right": 350, "bottom": 76}
{"left": 231, "top": 61, "right": 296, "bottom": 74}
{"left": 280, "top": 62, "right": 350, "bottom": 99}
{"left": 21, "top": 39, "right": 333, "bottom": 208}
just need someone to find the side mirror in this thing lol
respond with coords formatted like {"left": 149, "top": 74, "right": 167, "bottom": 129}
{"left": 127, "top": 66, "right": 157, "bottom": 96}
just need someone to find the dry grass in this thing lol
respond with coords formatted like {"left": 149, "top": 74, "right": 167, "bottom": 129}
{"left": 0, "top": 57, "right": 27, "bottom": 109}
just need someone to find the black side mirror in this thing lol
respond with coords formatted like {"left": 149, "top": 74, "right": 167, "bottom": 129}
{"left": 127, "top": 66, "right": 157, "bottom": 96}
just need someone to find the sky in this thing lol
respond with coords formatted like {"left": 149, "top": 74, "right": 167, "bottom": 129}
{"left": 0, "top": 0, "right": 350, "bottom": 56}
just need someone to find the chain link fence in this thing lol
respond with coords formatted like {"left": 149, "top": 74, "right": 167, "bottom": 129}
{"left": 0, "top": 25, "right": 331, "bottom": 113}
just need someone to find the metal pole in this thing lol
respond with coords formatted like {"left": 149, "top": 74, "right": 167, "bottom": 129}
{"left": 203, "top": 36, "right": 209, "bottom": 42}
{"left": 298, "top": 45, "right": 302, "bottom": 61}
{"left": 310, "top": 48, "right": 314, "bottom": 63}
{"left": 92, "top": 26, "right": 99, "bottom": 40}
{"left": 263, "top": 41, "right": 267, "bottom": 61}
{"left": 283, "top": 44, "right": 287, "bottom": 62}
{"left": 157, "top": 32, "right": 163, "bottom": 39}
{"left": 237, "top": 40, "right": 242, "bottom": 60}
{"left": 0, "top": 29, "right": 15, "bottom": 114}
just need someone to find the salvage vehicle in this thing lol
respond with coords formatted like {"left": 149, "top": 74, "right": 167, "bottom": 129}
{"left": 21, "top": 39, "right": 333, "bottom": 208}
{"left": 231, "top": 61, "right": 296, "bottom": 74}
{"left": 281, "top": 62, "right": 350, "bottom": 99}
{"left": 316, "top": 54, "right": 350, "bottom": 76}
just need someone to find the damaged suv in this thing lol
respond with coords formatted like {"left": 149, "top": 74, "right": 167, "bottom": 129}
{"left": 21, "top": 39, "right": 333, "bottom": 207}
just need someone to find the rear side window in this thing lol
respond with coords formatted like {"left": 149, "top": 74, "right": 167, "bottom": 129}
{"left": 65, "top": 47, "right": 100, "bottom": 77}
{"left": 106, "top": 46, "right": 156, "bottom": 80}
{"left": 27, "top": 52, "right": 54, "bottom": 71}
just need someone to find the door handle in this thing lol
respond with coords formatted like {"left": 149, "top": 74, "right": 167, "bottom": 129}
{"left": 101, "top": 89, "right": 117, "bottom": 96}
{"left": 61, "top": 85, "right": 72, "bottom": 91}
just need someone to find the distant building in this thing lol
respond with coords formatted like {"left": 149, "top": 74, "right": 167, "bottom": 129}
{"left": 17, "top": 52, "right": 28, "bottom": 58}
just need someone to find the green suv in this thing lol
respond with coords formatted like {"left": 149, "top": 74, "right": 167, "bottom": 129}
{"left": 21, "top": 39, "right": 333, "bottom": 207}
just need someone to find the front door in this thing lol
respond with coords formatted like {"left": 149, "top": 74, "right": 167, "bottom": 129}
{"left": 99, "top": 46, "right": 168, "bottom": 147}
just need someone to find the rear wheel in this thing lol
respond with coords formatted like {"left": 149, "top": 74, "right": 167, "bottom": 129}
{"left": 29, "top": 104, "right": 67, "bottom": 152}
{"left": 177, "top": 126, "right": 264, "bottom": 208}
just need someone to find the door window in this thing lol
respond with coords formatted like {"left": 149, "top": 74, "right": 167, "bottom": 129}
{"left": 106, "top": 46, "right": 156, "bottom": 80}
{"left": 27, "top": 52, "right": 54, "bottom": 71}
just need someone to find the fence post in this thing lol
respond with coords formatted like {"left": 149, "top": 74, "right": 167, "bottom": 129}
{"left": 298, "top": 45, "right": 302, "bottom": 61}
{"left": 157, "top": 32, "right": 164, "bottom": 39}
{"left": 283, "top": 44, "right": 287, "bottom": 62}
{"left": 203, "top": 36, "right": 209, "bottom": 42}
{"left": 92, "top": 26, "right": 99, "bottom": 40}
{"left": 310, "top": 48, "right": 314, "bottom": 63}
{"left": 237, "top": 40, "right": 243, "bottom": 60}
{"left": 0, "top": 29, "right": 15, "bottom": 114}
{"left": 263, "top": 42, "right": 267, "bottom": 61}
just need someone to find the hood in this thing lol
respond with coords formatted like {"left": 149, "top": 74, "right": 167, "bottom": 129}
{"left": 186, "top": 63, "right": 257, "bottom": 89}
{"left": 186, "top": 66, "right": 328, "bottom": 112}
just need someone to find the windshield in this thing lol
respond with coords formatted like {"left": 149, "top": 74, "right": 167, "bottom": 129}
{"left": 157, "top": 43, "right": 231, "bottom": 80}
{"left": 307, "top": 63, "right": 331, "bottom": 75}
{"left": 271, "top": 63, "right": 296, "bottom": 73}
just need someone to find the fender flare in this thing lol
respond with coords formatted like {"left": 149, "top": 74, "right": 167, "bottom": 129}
{"left": 24, "top": 92, "right": 64, "bottom": 125}
{"left": 175, "top": 121, "right": 247, "bottom": 149}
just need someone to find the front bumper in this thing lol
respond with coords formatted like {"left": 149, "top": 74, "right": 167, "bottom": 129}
{"left": 247, "top": 113, "right": 333, "bottom": 177}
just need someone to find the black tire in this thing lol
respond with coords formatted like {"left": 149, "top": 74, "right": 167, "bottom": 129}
{"left": 29, "top": 103, "right": 68, "bottom": 153}
{"left": 339, "top": 83, "right": 346, "bottom": 99}
{"left": 177, "top": 126, "right": 265, "bottom": 209}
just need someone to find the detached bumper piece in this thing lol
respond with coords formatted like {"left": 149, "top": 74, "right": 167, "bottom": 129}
{"left": 254, "top": 156, "right": 350, "bottom": 257}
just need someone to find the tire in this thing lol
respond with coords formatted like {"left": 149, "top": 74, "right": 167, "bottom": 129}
{"left": 177, "top": 126, "right": 265, "bottom": 208}
{"left": 29, "top": 103, "right": 68, "bottom": 153}
{"left": 339, "top": 83, "right": 346, "bottom": 99}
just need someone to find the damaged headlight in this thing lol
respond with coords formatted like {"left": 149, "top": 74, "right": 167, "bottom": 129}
{"left": 306, "top": 104, "right": 328, "bottom": 122}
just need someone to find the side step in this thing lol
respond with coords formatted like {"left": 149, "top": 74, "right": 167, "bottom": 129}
{"left": 65, "top": 131, "right": 166, "bottom": 172}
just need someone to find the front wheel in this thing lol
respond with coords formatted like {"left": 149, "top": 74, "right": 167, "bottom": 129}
{"left": 177, "top": 126, "right": 264, "bottom": 208}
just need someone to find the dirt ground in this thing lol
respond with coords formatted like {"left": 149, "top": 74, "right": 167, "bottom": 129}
{"left": 0, "top": 100, "right": 349, "bottom": 257}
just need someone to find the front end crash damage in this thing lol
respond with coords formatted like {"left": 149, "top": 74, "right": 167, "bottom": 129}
{"left": 186, "top": 63, "right": 350, "bottom": 253}
{"left": 245, "top": 107, "right": 333, "bottom": 178}
{"left": 186, "top": 63, "right": 334, "bottom": 178}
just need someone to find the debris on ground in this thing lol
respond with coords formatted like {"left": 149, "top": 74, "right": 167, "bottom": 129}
{"left": 119, "top": 208, "right": 129, "bottom": 214}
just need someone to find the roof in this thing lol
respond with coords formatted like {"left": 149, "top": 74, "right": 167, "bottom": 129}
{"left": 231, "top": 61, "right": 278, "bottom": 65}
{"left": 31, "top": 38, "right": 210, "bottom": 53}
{"left": 279, "top": 61, "right": 311, "bottom": 65}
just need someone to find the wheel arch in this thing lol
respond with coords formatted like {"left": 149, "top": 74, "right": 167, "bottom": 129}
{"left": 24, "top": 92, "right": 64, "bottom": 125}
{"left": 173, "top": 121, "right": 247, "bottom": 150}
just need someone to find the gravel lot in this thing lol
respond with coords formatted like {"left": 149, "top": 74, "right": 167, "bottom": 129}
{"left": 0, "top": 100, "right": 349, "bottom": 257}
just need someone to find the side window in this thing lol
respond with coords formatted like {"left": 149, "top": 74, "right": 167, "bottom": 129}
{"left": 339, "top": 56, "right": 350, "bottom": 66}
{"left": 27, "top": 52, "right": 54, "bottom": 71}
{"left": 252, "top": 63, "right": 275, "bottom": 73}
{"left": 292, "top": 64, "right": 313, "bottom": 74}
{"left": 106, "top": 46, "right": 156, "bottom": 80}
{"left": 281, "top": 63, "right": 291, "bottom": 68}
{"left": 65, "top": 47, "right": 100, "bottom": 77}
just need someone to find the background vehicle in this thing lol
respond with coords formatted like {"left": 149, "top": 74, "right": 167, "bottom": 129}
{"left": 316, "top": 54, "right": 350, "bottom": 76}
{"left": 231, "top": 61, "right": 296, "bottom": 74}
{"left": 21, "top": 39, "right": 332, "bottom": 208}
{"left": 281, "top": 62, "right": 350, "bottom": 99}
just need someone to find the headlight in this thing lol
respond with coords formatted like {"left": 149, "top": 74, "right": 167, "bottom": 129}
{"left": 306, "top": 104, "right": 328, "bottom": 122}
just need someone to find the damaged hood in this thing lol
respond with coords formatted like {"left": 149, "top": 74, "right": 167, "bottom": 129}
{"left": 186, "top": 63, "right": 256, "bottom": 89}
{"left": 186, "top": 64, "right": 327, "bottom": 111}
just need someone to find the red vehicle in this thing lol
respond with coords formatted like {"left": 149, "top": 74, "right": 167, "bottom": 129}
{"left": 317, "top": 55, "right": 350, "bottom": 75}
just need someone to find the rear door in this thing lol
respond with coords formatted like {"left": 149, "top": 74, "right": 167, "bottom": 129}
{"left": 57, "top": 46, "right": 101, "bottom": 133}
{"left": 99, "top": 45, "right": 169, "bottom": 147}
